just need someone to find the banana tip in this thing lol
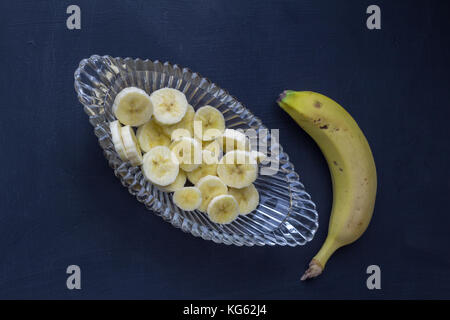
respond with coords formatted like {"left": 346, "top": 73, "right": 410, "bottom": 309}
{"left": 300, "top": 259, "right": 323, "bottom": 281}
{"left": 277, "top": 90, "right": 294, "bottom": 104}
{"left": 276, "top": 91, "right": 287, "bottom": 104}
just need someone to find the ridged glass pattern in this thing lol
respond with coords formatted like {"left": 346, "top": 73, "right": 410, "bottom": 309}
{"left": 74, "top": 55, "right": 319, "bottom": 246}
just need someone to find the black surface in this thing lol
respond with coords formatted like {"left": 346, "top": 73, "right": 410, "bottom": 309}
{"left": 0, "top": 0, "right": 449, "bottom": 299}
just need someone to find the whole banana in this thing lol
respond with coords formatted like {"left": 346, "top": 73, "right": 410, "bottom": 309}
{"left": 277, "top": 91, "right": 377, "bottom": 280}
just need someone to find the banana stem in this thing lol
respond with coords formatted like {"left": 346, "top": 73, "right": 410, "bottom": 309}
{"left": 301, "top": 237, "right": 340, "bottom": 281}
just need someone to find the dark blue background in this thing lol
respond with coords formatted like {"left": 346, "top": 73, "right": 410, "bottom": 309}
{"left": 0, "top": 0, "right": 449, "bottom": 299}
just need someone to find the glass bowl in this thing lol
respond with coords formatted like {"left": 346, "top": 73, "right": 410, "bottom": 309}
{"left": 74, "top": 55, "right": 318, "bottom": 246}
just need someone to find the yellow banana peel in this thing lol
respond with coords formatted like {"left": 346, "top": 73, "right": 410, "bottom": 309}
{"left": 277, "top": 91, "right": 377, "bottom": 280}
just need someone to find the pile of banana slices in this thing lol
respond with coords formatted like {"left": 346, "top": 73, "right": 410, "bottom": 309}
{"left": 109, "top": 87, "right": 266, "bottom": 224}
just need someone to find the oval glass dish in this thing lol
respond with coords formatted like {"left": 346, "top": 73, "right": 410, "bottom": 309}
{"left": 74, "top": 55, "right": 318, "bottom": 246}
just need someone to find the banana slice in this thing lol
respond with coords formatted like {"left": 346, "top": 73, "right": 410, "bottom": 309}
{"left": 193, "top": 106, "right": 225, "bottom": 141}
{"left": 207, "top": 195, "right": 239, "bottom": 224}
{"left": 170, "top": 137, "right": 202, "bottom": 172}
{"left": 218, "top": 129, "right": 250, "bottom": 153}
{"left": 156, "top": 170, "right": 186, "bottom": 192}
{"left": 136, "top": 119, "right": 171, "bottom": 152}
{"left": 162, "top": 105, "right": 195, "bottom": 138}
{"left": 217, "top": 150, "right": 258, "bottom": 189}
{"left": 109, "top": 120, "right": 128, "bottom": 161}
{"left": 173, "top": 187, "right": 203, "bottom": 211}
{"left": 195, "top": 175, "right": 228, "bottom": 212}
{"left": 186, "top": 152, "right": 218, "bottom": 184}
{"left": 228, "top": 184, "right": 259, "bottom": 215}
{"left": 113, "top": 87, "right": 153, "bottom": 126}
{"left": 202, "top": 140, "right": 222, "bottom": 164}
{"left": 150, "top": 88, "right": 188, "bottom": 125}
{"left": 120, "top": 125, "right": 143, "bottom": 166}
{"left": 142, "top": 146, "right": 179, "bottom": 186}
